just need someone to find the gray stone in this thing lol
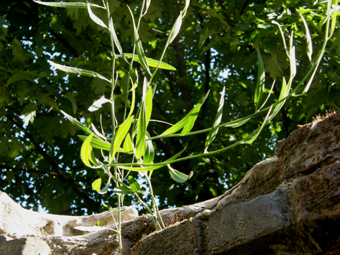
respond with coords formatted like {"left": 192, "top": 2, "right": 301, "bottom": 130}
{"left": 1, "top": 110, "right": 340, "bottom": 254}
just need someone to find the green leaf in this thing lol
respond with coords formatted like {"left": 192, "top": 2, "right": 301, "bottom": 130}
{"left": 127, "top": 6, "right": 151, "bottom": 75}
{"left": 181, "top": 90, "right": 210, "bottom": 135}
{"left": 91, "top": 123, "right": 106, "bottom": 141}
{"left": 330, "top": 0, "right": 339, "bottom": 37}
{"left": 114, "top": 185, "right": 134, "bottom": 195}
{"left": 145, "top": 86, "right": 153, "bottom": 125}
{"left": 33, "top": 0, "right": 105, "bottom": 9}
{"left": 109, "top": 18, "right": 124, "bottom": 57}
{"left": 88, "top": 96, "right": 111, "bottom": 112}
{"left": 128, "top": 176, "right": 141, "bottom": 192}
{"left": 272, "top": 21, "right": 289, "bottom": 57}
{"left": 123, "top": 133, "right": 134, "bottom": 154}
{"left": 64, "top": 92, "right": 78, "bottom": 114}
{"left": 110, "top": 115, "right": 134, "bottom": 162}
{"left": 289, "top": 46, "right": 296, "bottom": 79}
{"left": 87, "top": 3, "right": 108, "bottom": 29}
{"left": 127, "top": 80, "right": 137, "bottom": 119}
{"left": 98, "top": 177, "right": 111, "bottom": 195}
{"left": 271, "top": 77, "right": 290, "bottom": 119}
{"left": 167, "top": 164, "right": 190, "bottom": 183}
{"left": 92, "top": 178, "right": 102, "bottom": 192}
{"left": 243, "top": 106, "right": 273, "bottom": 144}
{"left": 103, "top": 203, "right": 125, "bottom": 213}
{"left": 298, "top": 10, "right": 313, "bottom": 62}
{"left": 143, "top": 133, "right": 154, "bottom": 164}
{"left": 264, "top": 54, "right": 282, "bottom": 79}
{"left": 254, "top": 49, "right": 265, "bottom": 111}
{"left": 161, "top": 91, "right": 210, "bottom": 136}
{"left": 223, "top": 116, "right": 252, "bottom": 128}
{"left": 166, "top": 12, "right": 182, "bottom": 47}
{"left": 116, "top": 148, "right": 185, "bottom": 172}
{"left": 121, "top": 53, "right": 176, "bottom": 70}
{"left": 204, "top": 87, "right": 224, "bottom": 153}
{"left": 61, "top": 110, "right": 93, "bottom": 135}
{"left": 78, "top": 135, "right": 110, "bottom": 151}
{"left": 136, "top": 78, "right": 148, "bottom": 159}
{"left": 23, "top": 110, "right": 36, "bottom": 126}
{"left": 48, "top": 60, "right": 111, "bottom": 83}
{"left": 81, "top": 134, "right": 98, "bottom": 167}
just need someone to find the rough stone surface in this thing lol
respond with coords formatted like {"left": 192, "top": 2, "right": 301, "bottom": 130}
{"left": 1, "top": 110, "right": 340, "bottom": 254}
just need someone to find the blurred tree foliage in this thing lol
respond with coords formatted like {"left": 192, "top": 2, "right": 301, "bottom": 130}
{"left": 1, "top": 0, "right": 339, "bottom": 215}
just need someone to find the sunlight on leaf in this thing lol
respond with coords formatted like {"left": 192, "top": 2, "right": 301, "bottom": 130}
{"left": 92, "top": 178, "right": 102, "bottom": 192}
{"left": 88, "top": 96, "right": 111, "bottom": 112}
{"left": 204, "top": 87, "right": 225, "bottom": 153}
{"left": 87, "top": 3, "right": 108, "bottom": 29}
{"left": 167, "top": 164, "right": 191, "bottom": 183}
{"left": 34, "top": 0, "right": 105, "bottom": 9}
{"left": 48, "top": 60, "right": 111, "bottom": 83}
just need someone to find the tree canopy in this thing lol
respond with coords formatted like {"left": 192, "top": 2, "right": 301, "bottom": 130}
{"left": 1, "top": 0, "right": 339, "bottom": 215}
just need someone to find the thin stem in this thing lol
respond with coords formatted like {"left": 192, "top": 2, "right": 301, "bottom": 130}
{"left": 146, "top": 173, "right": 165, "bottom": 229}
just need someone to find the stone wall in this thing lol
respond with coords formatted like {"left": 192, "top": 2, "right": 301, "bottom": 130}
{"left": 1, "top": 110, "right": 340, "bottom": 254}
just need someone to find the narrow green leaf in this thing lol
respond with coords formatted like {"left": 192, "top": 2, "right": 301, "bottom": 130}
{"left": 114, "top": 186, "right": 134, "bottom": 195}
{"left": 166, "top": 12, "right": 183, "bottom": 47}
{"left": 78, "top": 135, "right": 110, "bottom": 151}
{"left": 136, "top": 78, "right": 148, "bottom": 159}
{"left": 81, "top": 134, "right": 98, "bottom": 167}
{"left": 290, "top": 46, "right": 296, "bottom": 79}
{"left": 243, "top": 106, "right": 273, "bottom": 144}
{"left": 160, "top": 118, "right": 186, "bottom": 136}
{"left": 109, "top": 18, "right": 124, "bottom": 57}
{"left": 145, "top": 86, "right": 153, "bottom": 125}
{"left": 110, "top": 115, "right": 134, "bottom": 161}
{"left": 161, "top": 91, "right": 209, "bottom": 136}
{"left": 167, "top": 164, "right": 190, "bottom": 183}
{"left": 119, "top": 164, "right": 164, "bottom": 172}
{"left": 61, "top": 110, "right": 90, "bottom": 134}
{"left": 142, "top": 0, "right": 151, "bottom": 15}
{"left": 127, "top": 79, "right": 138, "bottom": 119}
{"left": 88, "top": 96, "right": 111, "bottom": 112}
{"left": 121, "top": 53, "right": 176, "bottom": 70}
{"left": 128, "top": 176, "right": 141, "bottom": 192}
{"left": 123, "top": 133, "right": 134, "bottom": 154}
{"left": 48, "top": 60, "right": 111, "bottom": 83}
{"left": 254, "top": 49, "right": 265, "bottom": 111}
{"left": 117, "top": 148, "right": 185, "bottom": 172}
{"left": 143, "top": 133, "right": 154, "bottom": 164}
{"left": 33, "top": 0, "right": 105, "bottom": 9}
{"left": 127, "top": 6, "right": 151, "bottom": 75}
{"left": 103, "top": 203, "right": 125, "bottom": 213}
{"left": 271, "top": 77, "right": 290, "bottom": 119}
{"left": 272, "top": 21, "right": 289, "bottom": 58}
{"left": 182, "top": 0, "right": 190, "bottom": 17}
{"left": 330, "top": 0, "right": 339, "bottom": 36}
{"left": 98, "top": 177, "right": 111, "bottom": 195}
{"left": 298, "top": 10, "right": 313, "bottom": 61}
{"left": 224, "top": 116, "right": 251, "bottom": 128}
{"left": 181, "top": 90, "right": 210, "bottom": 135}
{"left": 91, "top": 123, "right": 106, "bottom": 141}
{"left": 258, "top": 79, "right": 276, "bottom": 111}
{"left": 92, "top": 178, "right": 102, "bottom": 192}
{"left": 204, "top": 87, "right": 225, "bottom": 153}
{"left": 87, "top": 3, "right": 108, "bottom": 29}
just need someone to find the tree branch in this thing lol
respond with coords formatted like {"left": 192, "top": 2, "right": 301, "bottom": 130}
{"left": 1, "top": 165, "right": 59, "bottom": 177}
{"left": 215, "top": 0, "right": 236, "bottom": 27}
{"left": 240, "top": 0, "right": 251, "bottom": 16}
{"left": 6, "top": 113, "right": 101, "bottom": 212}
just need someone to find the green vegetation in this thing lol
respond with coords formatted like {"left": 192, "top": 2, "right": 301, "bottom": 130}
{"left": 1, "top": 0, "right": 339, "bottom": 221}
